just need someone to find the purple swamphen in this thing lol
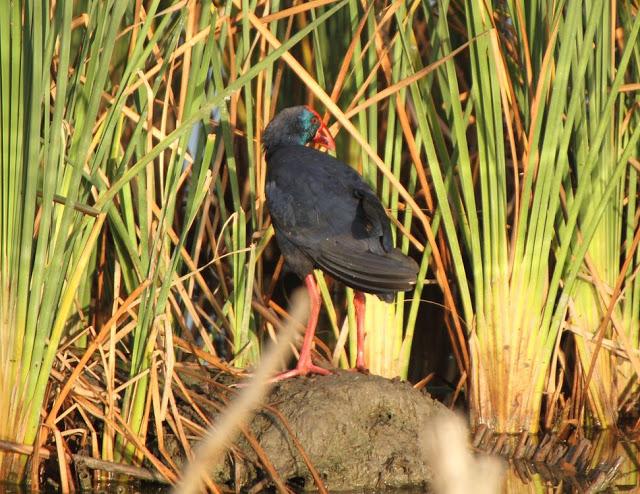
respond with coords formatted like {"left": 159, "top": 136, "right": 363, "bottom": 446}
{"left": 263, "top": 106, "right": 418, "bottom": 378}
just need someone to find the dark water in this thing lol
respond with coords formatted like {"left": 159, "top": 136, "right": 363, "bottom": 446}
{"left": 499, "top": 433, "right": 638, "bottom": 493}
{"left": 1, "top": 433, "right": 637, "bottom": 493}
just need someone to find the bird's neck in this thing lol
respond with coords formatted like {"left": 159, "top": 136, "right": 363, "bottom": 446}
{"left": 264, "top": 141, "right": 305, "bottom": 159}
{"left": 263, "top": 127, "right": 312, "bottom": 153}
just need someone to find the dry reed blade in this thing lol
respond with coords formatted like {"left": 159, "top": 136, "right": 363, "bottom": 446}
{"left": 45, "top": 281, "right": 151, "bottom": 427}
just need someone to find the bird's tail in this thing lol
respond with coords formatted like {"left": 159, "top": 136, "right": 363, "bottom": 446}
{"left": 314, "top": 244, "right": 418, "bottom": 301}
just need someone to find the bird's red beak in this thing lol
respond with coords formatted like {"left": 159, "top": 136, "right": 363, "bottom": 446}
{"left": 306, "top": 106, "right": 336, "bottom": 151}
{"left": 313, "top": 123, "right": 336, "bottom": 151}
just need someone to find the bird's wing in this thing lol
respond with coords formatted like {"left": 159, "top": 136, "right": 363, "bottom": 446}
{"left": 313, "top": 238, "right": 418, "bottom": 293}
{"left": 353, "top": 187, "right": 393, "bottom": 252}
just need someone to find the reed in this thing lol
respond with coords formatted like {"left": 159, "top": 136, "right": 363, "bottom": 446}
{"left": 2, "top": 0, "right": 639, "bottom": 488}
{"left": 1, "top": 0, "right": 129, "bottom": 478}
{"left": 420, "top": 0, "right": 640, "bottom": 432}
{"left": 3, "top": 0, "right": 436, "bottom": 483}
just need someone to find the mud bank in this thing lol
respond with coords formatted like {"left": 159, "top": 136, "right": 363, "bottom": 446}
{"left": 211, "top": 371, "right": 447, "bottom": 491}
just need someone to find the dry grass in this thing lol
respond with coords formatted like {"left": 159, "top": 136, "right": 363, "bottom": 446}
{"left": 173, "top": 290, "right": 310, "bottom": 494}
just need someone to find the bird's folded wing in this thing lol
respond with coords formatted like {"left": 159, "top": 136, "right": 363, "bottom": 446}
{"left": 353, "top": 187, "right": 393, "bottom": 252}
{"left": 313, "top": 240, "right": 418, "bottom": 293}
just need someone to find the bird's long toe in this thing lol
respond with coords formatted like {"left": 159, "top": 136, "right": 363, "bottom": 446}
{"left": 355, "top": 364, "right": 369, "bottom": 374}
{"left": 273, "top": 362, "right": 332, "bottom": 381}
{"left": 346, "top": 363, "right": 369, "bottom": 375}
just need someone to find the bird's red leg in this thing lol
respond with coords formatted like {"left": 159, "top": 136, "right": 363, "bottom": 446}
{"left": 275, "top": 274, "right": 331, "bottom": 379}
{"left": 354, "top": 291, "right": 368, "bottom": 371}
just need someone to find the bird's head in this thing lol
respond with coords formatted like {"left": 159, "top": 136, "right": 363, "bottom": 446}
{"left": 263, "top": 106, "right": 335, "bottom": 154}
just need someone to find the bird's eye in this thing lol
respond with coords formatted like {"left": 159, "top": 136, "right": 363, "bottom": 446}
{"left": 311, "top": 117, "right": 319, "bottom": 125}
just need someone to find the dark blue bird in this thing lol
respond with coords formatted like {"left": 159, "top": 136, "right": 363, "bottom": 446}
{"left": 263, "top": 106, "right": 418, "bottom": 378}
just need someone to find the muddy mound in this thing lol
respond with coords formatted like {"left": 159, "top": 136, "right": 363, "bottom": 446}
{"left": 231, "top": 371, "right": 446, "bottom": 491}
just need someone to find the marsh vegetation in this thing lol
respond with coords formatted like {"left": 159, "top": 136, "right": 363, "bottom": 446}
{"left": 0, "top": 0, "right": 639, "bottom": 491}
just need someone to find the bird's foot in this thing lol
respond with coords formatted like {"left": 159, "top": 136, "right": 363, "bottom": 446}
{"left": 273, "top": 361, "right": 331, "bottom": 381}
{"left": 346, "top": 364, "right": 370, "bottom": 375}
{"left": 352, "top": 353, "right": 369, "bottom": 374}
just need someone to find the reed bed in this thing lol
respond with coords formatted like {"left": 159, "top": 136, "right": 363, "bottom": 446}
{"left": 0, "top": 0, "right": 639, "bottom": 490}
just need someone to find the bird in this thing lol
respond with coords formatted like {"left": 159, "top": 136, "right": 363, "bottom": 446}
{"left": 263, "top": 105, "right": 418, "bottom": 378}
